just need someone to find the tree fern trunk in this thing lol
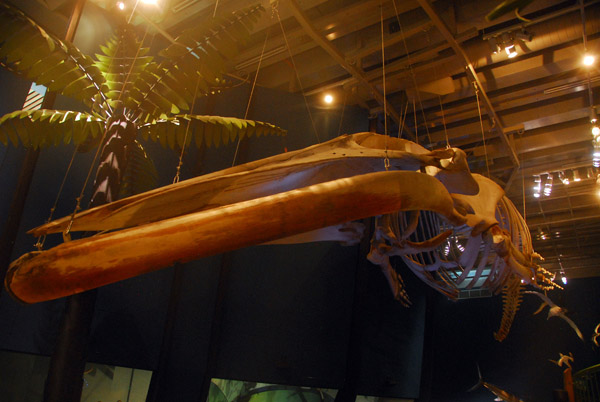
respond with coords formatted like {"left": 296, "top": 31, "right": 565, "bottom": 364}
{"left": 90, "top": 115, "right": 136, "bottom": 206}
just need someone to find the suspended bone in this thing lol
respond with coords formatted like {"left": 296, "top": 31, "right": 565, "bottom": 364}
{"left": 6, "top": 171, "right": 467, "bottom": 304}
{"left": 30, "top": 132, "right": 478, "bottom": 236}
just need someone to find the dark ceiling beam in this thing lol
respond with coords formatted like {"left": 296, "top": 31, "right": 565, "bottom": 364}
{"left": 416, "top": 0, "right": 520, "bottom": 168}
{"left": 286, "top": 0, "right": 408, "bottom": 131}
{"left": 234, "top": 0, "right": 420, "bottom": 75}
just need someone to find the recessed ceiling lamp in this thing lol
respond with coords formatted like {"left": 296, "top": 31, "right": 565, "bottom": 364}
{"left": 501, "top": 33, "right": 517, "bottom": 58}
{"left": 533, "top": 175, "right": 542, "bottom": 198}
{"left": 505, "top": 43, "right": 518, "bottom": 58}
{"left": 584, "top": 54, "right": 596, "bottom": 66}
{"left": 543, "top": 173, "right": 553, "bottom": 196}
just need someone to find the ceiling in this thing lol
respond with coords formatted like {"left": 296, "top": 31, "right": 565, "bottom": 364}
{"left": 44, "top": 0, "right": 600, "bottom": 279}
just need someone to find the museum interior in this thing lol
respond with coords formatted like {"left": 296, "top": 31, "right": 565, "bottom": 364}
{"left": 0, "top": 0, "right": 599, "bottom": 401}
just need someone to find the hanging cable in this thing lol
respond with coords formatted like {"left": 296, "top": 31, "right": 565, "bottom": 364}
{"left": 232, "top": 28, "right": 271, "bottom": 167}
{"left": 380, "top": 4, "right": 389, "bottom": 170}
{"left": 34, "top": 144, "right": 81, "bottom": 250}
{"left": 173, "top": 75, "right": 202, "bottom": 183}
{"left": 336, "top": 91, "right": 347, "bottom": 137}
{"left": 519, "top": 132, "right": 526, "bottom": 222}
{"left": 391, "top": 0, "right": 432, "bottom": 145}
{"left": 398, "top": 100, "right": 408, "bottom": 138}
{"left": 64, "top": 122, "right": 112, "bottom": 240}
{"left": 413, "top": 99, "right": 418, "bottom": 145}
{"left": 474, "top": 81, "right": 491, "bottom": 178}
{"left": 439, "top": 95, "right": 450, "bottom": 148}
{"left": 213, "top": 0, "right": 220, "bottom": 18}
{"left": 273, "top": 1, "right": 320, "bottom": 143}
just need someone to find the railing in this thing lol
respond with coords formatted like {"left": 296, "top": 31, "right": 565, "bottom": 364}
{"left": 573, "top": 363, "right": 600, "bottom": 402}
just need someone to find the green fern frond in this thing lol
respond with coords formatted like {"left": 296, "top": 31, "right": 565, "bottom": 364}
{"left": 138, "top": 115, "right": 286, "bottom": 150}
{"left": 0, "top": 2, "right": 107, "bottom": 110}
{"left": 94, "top": 25, "right": 154, "bottom": 111}
{"left": 0, "top": 109, "right": 105, "bottom": 149}
{"left": 130, "top": 4, "right": 265, "bottom": 123}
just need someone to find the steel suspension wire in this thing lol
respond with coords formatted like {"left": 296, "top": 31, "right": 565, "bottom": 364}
{"left": 232, "top": 27, "right": 271, "bottom": 167}
{"left": 439, "top": 95, "right": 450, "bottom": 148}
{"left": 380, "top": 4, "right": 389, "bottom": 170}
{"left": 398, "top": 100, "right": 408, "bottom": 138}
{"left": 273, "top": 1, "right": 320, "bottom": 143}
{"left": 336, "top": 92, "right": 347, "bottom": 137}
{"left": 391, "top": 0, "right": 432, "bottom": 145}
{"left": 173, "top": 75, "right": 202, "bottom": 183}
{"left": 35, "top": 145, "right": 80, "bottom": 250}
{"left": 474, "top": 82, "right": 491, "bottom": 178}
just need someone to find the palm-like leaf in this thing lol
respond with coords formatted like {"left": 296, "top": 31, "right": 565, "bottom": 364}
{"left": 0, "top": 2, "right": 107, "bottom": 111}
{"left": 0, "top": 109, "right": 104, "bottom": 149}
{"left": 94, "top": 25, "right": 157, "bottom": 116}
{"left": 139, "top": 115, "right": 286, "bottom": 149}
{"left": 129, "top": 4, "right": 266, "bottom": 123}
{"left": 0, "top": 2, "right": 285, "bottom": 206}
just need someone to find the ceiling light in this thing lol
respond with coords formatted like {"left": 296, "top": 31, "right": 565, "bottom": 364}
{"left": 505, "top": 43, "right": 518, "bottom": 58}
{"left": 558, "top": 171, "right": 569, "bottom": 185}
{"left": 592, "top": 125, "right": 600, "bottom": 137}
{"left": 573, "top": 169, "right": 581, "bottom": 182}
{"left": 533, "top": 175, "right": 542, "bottom": 198}
{"left": 323, "top": 94, "right": 334, "bottom": 104}
{"left": 117, "top": 1, "right": 125, "bottom": 10}
{"left": 543, "top": 173, "right": 553, "bottom": 196}
{"left": 583, "top": 54, "right": 595, "bottom": 66}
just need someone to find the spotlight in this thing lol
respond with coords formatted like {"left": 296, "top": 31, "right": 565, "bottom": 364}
{"left": 558, "top": 171, "right": 569, "bottom": 185}
{"left": 592, "top": 125, "right": 600, "bottom": 137}
{"left": 323, "top": 93, "right": 333, "bottom": 104}
{"left": 505, "top": 43, "right": 518, "bottom": 58}
{"left": 117, "top": 1, "right": 125, "bottom": 10}
{"left": 533, "top": 175, "right": 542, "bottom": 198}
{"left": 584, "top": 54, "right": 596, "bottom": 66}
{"left": 560, "top": 271, "right": 567, "bottom": 285}
{"left": 543, "top": 173, "right": 553, "bottom": 196}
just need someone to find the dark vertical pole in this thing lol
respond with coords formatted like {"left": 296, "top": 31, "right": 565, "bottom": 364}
{"left": 334, "top": 218, "right": 374, "bottom": 402}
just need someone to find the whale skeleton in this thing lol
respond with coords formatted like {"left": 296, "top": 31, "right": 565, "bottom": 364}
{"left": 6, "top": 132, "right": 558, "bottom": 338}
